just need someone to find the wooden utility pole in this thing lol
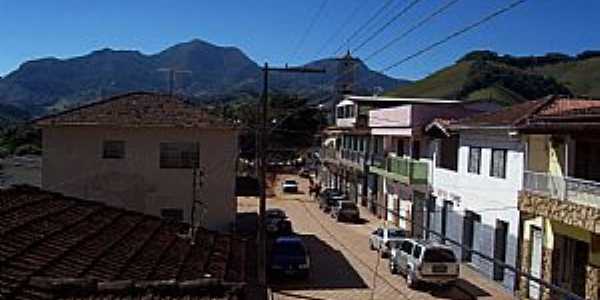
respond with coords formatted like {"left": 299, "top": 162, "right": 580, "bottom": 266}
{"left": 256, "top": 63, "right": 325, "bottom": 290}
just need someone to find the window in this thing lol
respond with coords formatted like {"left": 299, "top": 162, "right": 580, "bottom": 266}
{"left": 468, "top": 147, "right": 481, "bottom": 174}
{"left": 396, "top": 139, "right": 405, "bottom": 157}
{"left": 102, "top": 140, "right": 125, "bottom": 159}
{"left": 490, "top": 149, "right": 507, "bottom": 178}
{"left": 413, "top": 245, "right": 422, "bottom": 259}
{"left": 437, "top": 136, "right": 459, "bottom": 171}
{"left": 336, "top": 107, "right": 344, "bottom": 119}
{"left": 401, "top": 241, "right": 414, "bottom": 254}
{"left": 412, "top": 141, "right": 420, "bottom": 160}
{"left": 160, "top": 142, "right": 199, "bottom": 169}
{"left": 161, "top": 208, "right": 183, "bottom": 222}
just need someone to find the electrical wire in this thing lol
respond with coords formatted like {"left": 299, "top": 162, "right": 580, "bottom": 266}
{"left": 352, "top": 0, "right": 424, "bottom": 54}
{"left": 314, "top": 0, "right": 370, "bottom": 58}
{"left": 289, "top": 0, "right": 330, "bottom": 62}
{"left": 331, "top": 0, "right": 395, "bottom": 57}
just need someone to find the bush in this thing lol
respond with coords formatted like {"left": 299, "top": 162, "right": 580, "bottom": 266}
{"left": 0, "top": 147, "right": 9, "bottom": 159}
{"left": 14, "top": 144, "right": 41, "bottom": 156}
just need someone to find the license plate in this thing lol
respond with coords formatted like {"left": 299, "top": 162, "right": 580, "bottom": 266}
{"left": 432, "top": 265, "right": 448, "bottom": 273}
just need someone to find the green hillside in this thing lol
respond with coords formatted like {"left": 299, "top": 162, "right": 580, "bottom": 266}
{"left": 533, "top": 57, "right": 600, "bottom": 98}
{"left": 387, "top": 50, "right": 600, "bottom": 104}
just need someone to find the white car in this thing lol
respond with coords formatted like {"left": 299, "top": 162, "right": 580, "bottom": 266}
{"left": 281, "top": 179, "right": 299, "bottom": 193}
{"left": 389, "top": 239, "right": 459, "bottom": 288}
{"left": 369, "top": 227, "right": 408, "bottom": 258}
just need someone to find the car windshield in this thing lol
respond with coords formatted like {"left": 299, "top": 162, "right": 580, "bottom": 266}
{"left": 423, "top": 248, "right": 457, "bottom": 263}
{"left": 388, "top": 229, "right": 406, "bottom": 238}
{"left": 284, "top": 180, "right": 297, "bottom": 185}
{"left": 274, "top": 241, "right": 306, "bottom": 256}
{"left": 266, "top": 210, "right": 285, "bottom": 218}
{"left": 340, "top": 202, "right": 356, "bottom": 209}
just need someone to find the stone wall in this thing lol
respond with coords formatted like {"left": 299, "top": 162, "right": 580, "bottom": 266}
{"left": 519, "top": 237, "right": 532, "bottom": 297}
{"left": 519, "top": 191, "right": 600, "bottom": 234}
{"left": 587, "top": 265, "right": 600, "bottom": 300}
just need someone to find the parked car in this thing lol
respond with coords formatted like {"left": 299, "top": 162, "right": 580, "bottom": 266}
{"left": 269, "top": 236, "right": 310, "bottom": 279}
{"left": 369, "top": 227, "right": 408, "bottom": 258}
{"left": 389, "top": 239, "right": 459, "bottom": 288}
{"left": 319, "top": 192, "right": 346, "bottom": 213}
{"left": 265, "top": 208, "right": 287, "bottom": 235}
{"left": 330, "top": 200, "right": 360, "bottom": 222}
{"left": 298, "top": 168, "right": 311, "bottom": 178}
{"left": 282, "top": 179, "right": 299, "bottom": 193}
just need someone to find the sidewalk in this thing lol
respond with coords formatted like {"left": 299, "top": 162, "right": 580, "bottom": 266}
{"left": 356, "top": 205, "right": 516, "bottom": 300}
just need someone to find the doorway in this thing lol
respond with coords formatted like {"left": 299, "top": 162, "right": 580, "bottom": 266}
{"left": 462, "top": 210, "right": 481, "bottom": 262}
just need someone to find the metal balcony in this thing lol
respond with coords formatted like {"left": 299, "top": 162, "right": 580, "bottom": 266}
{"left": 523, "top": 170, "right": 600, "bottom": 209}
{"left": 369, "top": 155, "right": 428, "bottom": 186}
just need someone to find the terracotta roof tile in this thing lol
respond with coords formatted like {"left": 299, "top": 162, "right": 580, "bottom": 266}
{"left": 0, "top": 185, "right": 247, "bottom": 300}
{"left": 536, "top": 98, "right": 600, "bottom": 117}
{"left": 454, "top": 100, "right": 546, "bottom": 128}
{"left": 34, "top": 92, "right": 234, "bottom": 129}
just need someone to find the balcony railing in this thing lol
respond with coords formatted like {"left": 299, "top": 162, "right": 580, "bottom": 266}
{"left": 320, "top": 147, "right": 367, "bottom": 169}
{"left": 523, "top": 170, "right": 600, "bottom": 208}
{"left": 369, "top": 155, "right": 428, "bottom": 185}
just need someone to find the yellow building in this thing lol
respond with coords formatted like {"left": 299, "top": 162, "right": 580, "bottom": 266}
{"left": 517, "top": 97, "right": 600, "bottom": 300}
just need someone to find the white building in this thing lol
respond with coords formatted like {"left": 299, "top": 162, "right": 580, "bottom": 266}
{"left": 424, "top": 103, "right": 535, "bottom": 292}
{"left": 35, "top": 92, "right": 239, "bottom": 232}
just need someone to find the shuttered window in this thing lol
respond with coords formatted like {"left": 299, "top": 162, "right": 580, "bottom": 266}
{"left": 102, "top": 140, "right": 125, "bottom": 159}
{"left": 159, "top": 142, "right": 199, "bottom": 169}
{"left": 490, "top": 149, "right": 507, "bottom": 178}
{"left": 468, "top": 147, "right": 481, "bottom": 174}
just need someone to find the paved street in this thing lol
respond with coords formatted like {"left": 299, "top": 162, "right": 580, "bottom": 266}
{"left": 238, "top": 175, "right": 515, "bottom": 300}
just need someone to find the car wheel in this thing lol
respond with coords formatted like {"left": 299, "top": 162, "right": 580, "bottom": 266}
{"left": 406, "top": 271, "right": 418, "bottom": 289}
{"left": 389, "top": 262, "right": 397, "bottom": 274}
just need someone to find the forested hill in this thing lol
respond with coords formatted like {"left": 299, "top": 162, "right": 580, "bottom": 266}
{"left": 387, "top": 50, "right": 600, "bottom": 105}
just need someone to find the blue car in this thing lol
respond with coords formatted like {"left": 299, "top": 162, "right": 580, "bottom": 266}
{"left": 269, "top": 236, "right": 310, "bottom": 279}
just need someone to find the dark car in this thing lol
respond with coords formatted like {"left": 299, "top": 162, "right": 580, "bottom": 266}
{"left": 331, "top": 200, "right": 360, "bottom": 222}
{"left": 269, "top": 236, "right": 310, "bottom": 279}
{"left": 265, "top": 208, "right": 287, "bottom": 235}
{"left": 319, "top": 190, "right": 346, "bottom": 213}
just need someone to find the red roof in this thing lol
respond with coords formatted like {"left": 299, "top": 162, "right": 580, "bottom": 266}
{"left": 453, "top": 100, "right": 547, "bottom": 128}
{"left": 35, "top": 92, "right": 234, "bottom": 129}
{"left": 536, "top": 99, "right": 600, "bottom": 117}
{"left": 0, "top": 185, "right": 246, "bottom": 300}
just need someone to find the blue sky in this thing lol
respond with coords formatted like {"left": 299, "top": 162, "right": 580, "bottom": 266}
{"left": 0, "top": 0, "right": 598, "bottom": 80}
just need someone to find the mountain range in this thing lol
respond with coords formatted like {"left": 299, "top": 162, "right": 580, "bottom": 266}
{"left": 0, "top": 39, "right": 407, "bottom": 116}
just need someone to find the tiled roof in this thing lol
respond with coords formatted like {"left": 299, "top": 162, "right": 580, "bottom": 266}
{"left": 0, "top": 185, "right": 246, "bottom": 300}
{"left": 453, "top": 99, "right": 546, "bottom": 128}
{"left": 535, "top": 99, "right": 600, "bottom": 118}
{"left": 34, "top": 92, "right": 234, "bottom": 129}
{"left": 30, "top": 277, "right": 245, "bottom": 300}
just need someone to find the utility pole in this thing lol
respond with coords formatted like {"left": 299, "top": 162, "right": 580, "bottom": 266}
{"left": 157, "top": 68, "right": 192, "bottom": 96}
{"left": 256, "top": 62, "right": 325, "bottom": 291}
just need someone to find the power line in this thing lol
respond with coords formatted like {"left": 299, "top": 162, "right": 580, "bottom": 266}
{"left": 364, "top": 0, "right": 461, "bottom": 62}
{"left": 331, "top": 0, "right": 395, "bottom": 57}
{"left": 380, "top": 0, "right": 529, "bottom": 73}
{"left": 289, "top": 0, "right": 330, "bottom": 62}
{"left": 267, "top": 0, "right": 528, "bottom": 142}
{"left": 314, "top": 0, "right": 369, "bottom": 58}
{"left": 352, "top": 0, "right": 424, "bottom": 54}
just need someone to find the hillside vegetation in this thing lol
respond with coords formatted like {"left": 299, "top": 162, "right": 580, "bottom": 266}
{"left": 387, "top": 50, "right": 600, "bottom": 104}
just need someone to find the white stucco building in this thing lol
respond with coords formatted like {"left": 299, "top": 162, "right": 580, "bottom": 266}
{"left": 35, "top": 92, "right": 239, "bottom": 232}
{"left": 424, "top": 103, "right": 537, "bottom": 292}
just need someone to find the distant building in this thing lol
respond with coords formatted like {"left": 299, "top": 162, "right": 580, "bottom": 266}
{"left": 35, "top": 92, "right": 239, "bottom": 231}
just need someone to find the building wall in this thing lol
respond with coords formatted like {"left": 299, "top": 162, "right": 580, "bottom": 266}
{"left": 430, "top": 129, "right": 524, "bottom": 291}
{"left": 41, "top": 126, "right": 238, "bottom": 232}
